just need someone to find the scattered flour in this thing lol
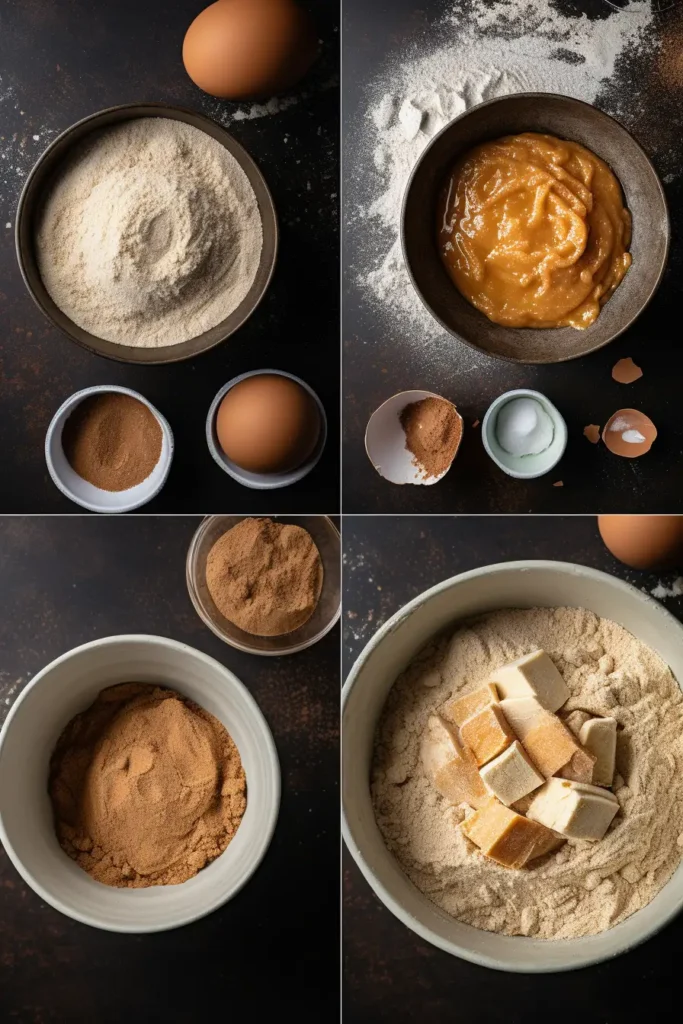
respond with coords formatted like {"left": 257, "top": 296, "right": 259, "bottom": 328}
{"left": 348, "top": 0, "right": 658, "bottom": 345}
{"left": 372, "top": 606, "right": 683, "bottom": 939}
{"left": 652, "top": 577, "right": 683, "bottom": 598}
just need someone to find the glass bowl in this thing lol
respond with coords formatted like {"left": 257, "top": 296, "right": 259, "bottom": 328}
{"left": 186, "top": 515, "right": 340, "bottom": 656}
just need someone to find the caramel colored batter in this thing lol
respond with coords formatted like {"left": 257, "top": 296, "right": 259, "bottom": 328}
{"left": 437, "top": 133, "right": 632, "bottom": 329}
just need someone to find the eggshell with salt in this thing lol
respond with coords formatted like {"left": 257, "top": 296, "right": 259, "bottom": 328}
{"left": 602, "top": 409, "right": 657, "bottom": 458}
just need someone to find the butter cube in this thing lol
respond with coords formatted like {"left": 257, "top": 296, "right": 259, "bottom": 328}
{"left": 442, "top": 683, "right": 499, "bottom": 727}
{"left": 527, "top": 778, "right": 619, "bottom": 841}
{"left": 518, "top": 710, "right": 584, "bottom": 778}
{"left": 490, "top": 651, "right": 569, "bottom": 712}
{"left": 420, "top": 715, "right": 488, "bottom": 809}
{"left": 499, "top": 696, "right": 546, "bottom": 738}
{"left": 558, "top": 745, "right": 596, "bottom": 784}
{"left": 479, "top": 741, "right": 545, "bottom": 806}
{"left": 579, "top": 717, "right": 617, "bottom": 786}
{"left": 461, "top": 797, "right": 561, "bottom": 868}
{"left": 460, "top": 703, "right": 515, "bottom": 766}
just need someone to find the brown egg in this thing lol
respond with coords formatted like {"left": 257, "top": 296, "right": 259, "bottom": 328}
{"left": 182, "top": 0, "right": 318, "bottom": 100}
{"left": 602, "top": 409, "right": 657, "bottom": 458}
{"left": 216, "top": 373, "right": 321, "bottom": 473}
{"left": 598, "top": 515, "right": 683, "bottom": 570}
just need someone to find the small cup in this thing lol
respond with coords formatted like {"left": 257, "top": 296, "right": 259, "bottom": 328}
{"left": 365, "top": 389, "right": 463, "bottom": 485}
{"left": 206, "top": 370, "right": 327, "bottom": 490}
{"left": 482, "top": 388, "right": 567, "bottom": 480}
{"left": 45, "top": 385, "right": 174, "bottom": 513}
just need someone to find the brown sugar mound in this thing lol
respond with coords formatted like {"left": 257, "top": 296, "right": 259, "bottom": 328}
{"left": 206, "top": 517, "right": 323, "bottom": 637}
{"left": 400, "top": 397, "right": 462, "bottom": 479}
{"left": 62, "top": 392, "right": 163, "bottom": 491}
{"left": 48, "top": 683, "right": 246, "bottom": 888}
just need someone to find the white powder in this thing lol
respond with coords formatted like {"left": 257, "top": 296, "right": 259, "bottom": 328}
{"left": 372, "top": 607, "right": 683, "bottom": 940}
{"left": 652, "top": 578, "right": 683, "bottom": 599}
{"left": 36, "top": 118, "right": 263, "bottom": 347}
{"left": 349, "top": 0, "right": 656, "bottom": 347}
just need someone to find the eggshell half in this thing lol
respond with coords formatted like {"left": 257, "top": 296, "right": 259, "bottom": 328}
{"left": 602, "top": 409, "right": 657, "bottom": 458}
{"left": 365, "top": 390, "right": 462, "bottom": 485}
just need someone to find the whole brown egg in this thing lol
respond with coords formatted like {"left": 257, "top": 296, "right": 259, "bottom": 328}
{"left": 182, "top": 0, "right": 318, "bottom": 100}
{"left": 597, "top": 515, "right": 683, "bottom": 570}
{"left": 216, "top": 373, "right": 321, "bottom": 474}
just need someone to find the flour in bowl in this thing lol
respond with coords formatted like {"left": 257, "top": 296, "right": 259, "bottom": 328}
{"left": 372, "top": 607, "right": 683, "bottom": 939}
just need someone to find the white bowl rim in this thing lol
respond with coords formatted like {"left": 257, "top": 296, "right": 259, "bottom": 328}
{"left": 342, "top": 558, "right": 683, "bottom": 972}
{"left": 45, "top": 385, "right": 174, "bottom": 513}
{"left": 0, "top": 633, "right": 281, "bottom": 933}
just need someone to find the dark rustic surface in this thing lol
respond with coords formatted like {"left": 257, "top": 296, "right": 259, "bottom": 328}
{"left": 0, "top": 516, "right": 339, "bottom": 1022}
{"left": 0, "top": 0, "right": 339, "bottom": 513}
{"left": 343, "top": 0, "right": 683, "bottom": 513}
{"left": 342, "top": 515, "right": 683, "bottom": 1023}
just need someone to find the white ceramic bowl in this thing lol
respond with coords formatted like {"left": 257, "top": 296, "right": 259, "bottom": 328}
{"left": 0, "top": 635, "right": 280, "bottom": 933}
{"left": 45, "top": 385, "right": 174, "bottom": 512}
{"left": 206, "top": 369, "right": 327, "bottom": 490}
{"left": 342, "top": 560, "right": 683, "bottom": 972}
{"left": 482, "top": 389, "right": 567, "bottom": 480}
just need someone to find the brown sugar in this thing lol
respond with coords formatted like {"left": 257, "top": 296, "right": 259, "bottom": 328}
{"left": 62, "top": 392, "right": 162, "bottom": 491}
{"left": 206, "top": 517, "right": 323, "bottom": 636}
{"left": 48, "top": 683, "right": 246, "bottom": 888}
{"left": 400, "top": 397, "right": 462, "bottom": 479}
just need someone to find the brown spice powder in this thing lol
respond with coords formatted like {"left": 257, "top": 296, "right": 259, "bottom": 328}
{"left": 206, "top": 517, "right": 323, "bottom": 637}
{"left": 62, "top": 392, "right": 163, "bottom": 491}
{"left": 48, "top": 683, "right": 246, "bottom": 888}
{"left": 400, "top": 397, "right": 462, "bottom": 479}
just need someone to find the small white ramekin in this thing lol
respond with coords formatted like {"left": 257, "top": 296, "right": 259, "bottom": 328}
{"left": 482, "top": 388, "right": 567, "bottom": 479}
{"left": 343, "top": 560, "right": 683, "bottom": 972}
{"left": 206, "top": 369, "right": 327, "bottom": 490}
{"left": 45, "top": 385, "right": 174, "bottom": 513}
{"left": 0, "top": 635, "right": 280, "bottom": 933}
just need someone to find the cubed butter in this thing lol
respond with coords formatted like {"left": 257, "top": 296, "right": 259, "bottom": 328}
{"left": 490, "top": 650, "right": 570, "bottom": 712}
{"left": 526, "top": 778, "right": 619, "bottom": 841}
{"left": 519, "top": 710, "right": 585, "bottom": 778}
{"left": 461, "top": 703, "right": 515, "bottom": 766}
{"left": 420, "top": 715, "right": 488, "bottom": 809}
{"left": 479, "top": 740, "right": 545, "bottom": 806}
{"left": 461, "top": 797, "right": 562, "bottom": 868}
{"left": 442, "top": 683, "right": 499, "bottom": 727}
{"left": 579, "top": 717, "right": 617, "bottom": 787}
{"left": 558, "top": 745, "right": 596, "bottom": 784}
{"left": 499, "top": 696, "right": 546, "bottom": 738}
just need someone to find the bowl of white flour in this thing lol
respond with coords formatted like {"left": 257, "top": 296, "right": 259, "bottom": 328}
{"left": 342, "top": 560, "right": 683, "bottom": 971}
{"left": 16, "top": 104, "right": 277, "bottom": 364}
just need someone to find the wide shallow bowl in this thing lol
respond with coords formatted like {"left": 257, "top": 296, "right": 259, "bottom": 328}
{"left": 187, "top": 515, "right": 341, "bottom": 656}
{"left": 0, "top": 635, "right": 280, "bottom": 932}
{"left": 16, "top": 103, "right": 278, "bottom": 364}
{"left": 342, "top": 560, "right": 683, "bottom": 971}
{"left": 402, "top": 93, "right": 670, "bottom": 364}
{"left": 206, "top": 370, "right": 328, "bottom": 490}
{"left": 45, "top": 384, "right": 174, "bottom": 513}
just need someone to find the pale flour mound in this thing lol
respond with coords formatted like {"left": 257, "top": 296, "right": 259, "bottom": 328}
{"left": 36, "top": 118, "right": 263, "bottom": 347}
{"left": 372, "top": 607, "right": 683, "bottom": 940}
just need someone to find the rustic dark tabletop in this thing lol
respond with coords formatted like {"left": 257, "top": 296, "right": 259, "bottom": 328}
{"left": 343, "top": 0, "right": 683, "bottom": 514}
{"left": 0, "top": 515, "right": 339, "bottom": 1022}
{"left": 0, "top": 0, "right": 339, "bottom": 514}
{"left": 342, "top": 514, "right": 683, "bottom": 1023}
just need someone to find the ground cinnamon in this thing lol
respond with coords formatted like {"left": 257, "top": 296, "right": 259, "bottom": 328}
{"left": 206, "top": 517, "right": 323, "bottom": 637}
{"left": 400, "top": 397, "right": 462, "bottom": 479}
{"left": 48, "top": 683, "right": 246, "bottom": 888}
{"left": 62, "top": 392, "right": 162, "bottom": 491}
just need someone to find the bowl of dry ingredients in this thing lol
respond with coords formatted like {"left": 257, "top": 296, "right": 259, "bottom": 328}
{"left": 45, "top": 385, "right": 173, "bottom": 513}
{"left": 16, "top": 103, "right": 277, "bottom": 364}
{"left": 343, "top": 560, "right": 683, "bottom": 971}
{"left": 187, "top": 515, "right": 341, "bottom": 656}
{"left": 0, "top": 635, "right": 280, "bottom": 932}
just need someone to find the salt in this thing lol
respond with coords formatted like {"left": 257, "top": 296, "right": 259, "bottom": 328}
{"left": 495, "top": 398, "right": 554, "bottom": 456}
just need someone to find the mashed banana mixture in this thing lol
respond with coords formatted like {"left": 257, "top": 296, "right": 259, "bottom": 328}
{"left": 437, "top": 133, "right": 631, "bottom": 330}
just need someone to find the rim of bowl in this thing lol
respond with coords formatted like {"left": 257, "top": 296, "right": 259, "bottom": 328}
{"left": 186, "top": 514, "right": 341, "bottom": 656}
{"left": 205, "top": 370, "right": 328, "bottom": 490}
{"left": 44, "top": 384, "right": 174, "bottom": 513}
{"left": 481, "top": 388, "right": 568, "bottom": 480}
{"left": 0, "top": 634, "right": 281, "bottom": 933}
{"left": 16, "top": 102, "right": 278, "bottom": 365}
{"left": 401, "top": 92, "right": 671, "bottom": 365}
{"left": 342, "top": 559, "right": 683, "bottom": 972}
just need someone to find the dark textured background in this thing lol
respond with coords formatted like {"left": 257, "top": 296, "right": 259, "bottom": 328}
{"left": 342, "top": 515, "right": 683, "bottom": 1023}
{"left": 343, "top": 0, "right": 683, "bottom": 513}
{"left": 0, "top": 516, "right": 339, "bottom": 1022}
{"left": 0, "top": 0, "right": 339, "bottom": 513}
